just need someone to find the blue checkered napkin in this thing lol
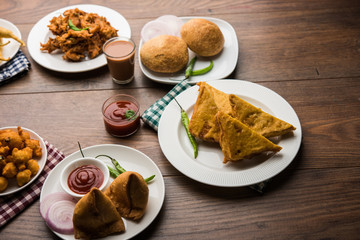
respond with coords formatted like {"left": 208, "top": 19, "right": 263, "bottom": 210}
{"left": 0, "top": 50, "right": 31, "bottom": 84}
{"left": 141, "top": 80, "right": 192, "bottom": 131}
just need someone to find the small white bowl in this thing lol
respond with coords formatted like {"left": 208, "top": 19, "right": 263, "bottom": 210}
{"left": 60, "top": 157, "right": 109, "bottom": 199}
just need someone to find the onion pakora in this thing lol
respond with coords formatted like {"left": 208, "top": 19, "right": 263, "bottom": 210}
{"left": 0, "top": 127, "right": 42, "bottom": 192}
{"left": 40, "top": 8, "right": 118, "bottom": 61}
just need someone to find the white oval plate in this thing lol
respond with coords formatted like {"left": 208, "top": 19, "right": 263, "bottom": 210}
{"left": 0, "top": 126, "right": 47, "bottom": 196}
{"left": 27, "top": 4, "right": 131, "bottom": 73}
{"left": 40, "top": 144, "right": 165, "bottom": 240}
{"left": 158, "top": 79, "right": 302, "bottom": 187}
{"left": 0, "top": 19, "right": 22, "bottom": 67}
{"left": 138, "top": 17, "right": 238, "bottom": 85}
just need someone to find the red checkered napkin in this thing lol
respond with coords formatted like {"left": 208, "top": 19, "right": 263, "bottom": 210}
{"left": 0, "top": 141, "right": 65, "bottom": 227}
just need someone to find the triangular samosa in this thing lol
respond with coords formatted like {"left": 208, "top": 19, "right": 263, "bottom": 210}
{"left": 73, "top": 188, "right": 125, "bottom": 239}
{"left": 105, "top": 171, "right": 149, "bottom": 221}
{"left": 229, "top": 94, "right": 296, "bottom": 138}
{"left": 216, "top": 111, "right": 282, "bottom": 163}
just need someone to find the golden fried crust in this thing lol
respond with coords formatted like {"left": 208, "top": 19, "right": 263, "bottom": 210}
{"left": 189, "top": 82, "right": 233, "bottom": 142}
{"left": 181, "top": 18, "right": 224, "bottom": 57}
{"left": 215, "top": 111, "right": 282, "bottom": 163}
{"left": 140, "top": 35, "right": 189, "bottom": 73}
{"left": 104, "top": 171, "right": 149, "bottom": 221}
{"left": 229, "top": 94, "right": 296, "bottom": 138}
{"left": 189, "top": 82, "right": 220, "bottom": 142}
{"left": 73, "top": 188, "right": 125, "bottom": 239}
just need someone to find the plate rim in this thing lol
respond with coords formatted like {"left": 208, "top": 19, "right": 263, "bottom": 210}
{"left": 0, "top": 126, "right": 47, "bottom": 196}
{"left": 138, "top": 16, "right": 239, "bottom": 85}
{"left": 40, "top": 143, "right": 165, "bottom": 240}
{"left": 27, "top": 4, "right": 131, "bottom": 73}
{"left": 158, "top": 79, "right": 302, "bottom": 187}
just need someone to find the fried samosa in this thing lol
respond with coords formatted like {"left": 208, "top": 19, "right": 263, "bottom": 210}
{"left": 73, "top": 188, "right": 125, "bottom": 239}
{"left": 105, "top": 171, "right": 149, "bottom": 221}
{"left": 229, "top": 94, "right": 296, "bottom": 138}
{"left": 216, "top": 111, "right": 282, "bottom": 163}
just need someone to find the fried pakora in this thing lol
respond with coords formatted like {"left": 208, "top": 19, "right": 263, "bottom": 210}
{"left": 12, "top": 147, "right": 33, "bottom": 165}
{"left": 0, "top": 127, "right": 42, "bottom": 191}
{"left": 40, "top": 8, "right": 118, "bottom": 61}
{"left": 27, "top": 159, "right": 39, "bottom": 176}
{"left": 0, "top": 129, "right": 24, "bottom": 150}
{"left": 16, "top": 169, "right": 32, "bottom": 187}
{"left": 2, "top": 162, "right": 17, "bottom": 178}
{"left": 0, "top": 176, "right": 8, "bottom": 192}
{"left": 216, "top": 111, "right": 282, "bottom": 163}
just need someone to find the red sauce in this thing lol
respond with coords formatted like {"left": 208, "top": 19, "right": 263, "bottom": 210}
{"left": 104, "top": 40, "right": 135, "bottom": 83}
{"left": 103, "top": 100, "right": 140, "bottom": 137}
{"left": 67, "top": 165, "right": 104, "bottom": 194}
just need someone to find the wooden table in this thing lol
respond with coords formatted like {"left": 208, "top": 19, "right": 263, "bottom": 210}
{"left": 1, "top": 0, "right": 360, "bottom": 239}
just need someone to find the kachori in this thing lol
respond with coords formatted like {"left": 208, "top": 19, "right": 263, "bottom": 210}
{"left": 181, "top": 18, "right": 224, "bottom": 57}
{"left": 140, "top": 34, "right": 189, "bottom": 73}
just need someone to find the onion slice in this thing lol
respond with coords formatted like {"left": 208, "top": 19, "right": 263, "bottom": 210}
{"left": 141, "top": 20, "right": 174, "bottom": 42}
{"left": 40, "top": 192, "right": 76, "bottom": 219}
{"left": 156, "top": 15, "right": 183, "bottom": 37}
{"left": 45, "top": 200, "right": 76, "bottom": 234}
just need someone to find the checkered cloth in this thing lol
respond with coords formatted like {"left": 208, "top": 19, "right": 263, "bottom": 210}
{"left": 0, "top": 50, "right": 31, "bottom": 85}
{"left": 0, "top": 141, "right": 65, "bottom": 227}
{"left": 141, "top": 80, "right": 270, "bottom": 193}
{"left": 141, "top": 80, "right": 192, "bottom": 131}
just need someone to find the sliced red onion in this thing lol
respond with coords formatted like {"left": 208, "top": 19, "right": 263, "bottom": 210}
{"left": 45, "top": 200, "right": 76, "bottom": 234}
{"left": 141, "top": 20, "right": 174, "bottom": 42}
{"left": 156, "top": 15, "right": 183, "bottom": 37}
{"left": 40, "top": 192, "right": 76, "bottom": 219}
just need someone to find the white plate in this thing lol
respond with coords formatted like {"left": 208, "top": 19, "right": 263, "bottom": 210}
{"left": 27, "top": 4, "right": 131, "bottom": 73}
{"left": 158, "top": 79, "right": 302, "bottom": 187}
{"left": 138, "top": 17, "right": 238, "bottom": 85}
{"left": 40, "top": 144, "right": 165, "bottom": 240}
{"left": 0, "top": 19, "right": 22, "bottom": 67}
{"left": 0, "top": 126, "right": 47, "bottom": 196}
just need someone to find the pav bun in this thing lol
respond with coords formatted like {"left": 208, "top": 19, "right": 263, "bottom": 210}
{"left": 140, "top": 35, "right": 189, "bottom": 73}
{"left": 181, "top": 18, "right": 224, "bottom": 57}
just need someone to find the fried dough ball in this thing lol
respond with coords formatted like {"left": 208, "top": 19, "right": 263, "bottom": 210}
{"left": 27, "top": 159, "right": 39, "bottom": 177}
{"left": 16, "top": 169, "right": 31, "bottom": 187}
{"left": 0, "top": 176, "right": 8, "bottom": 192}
{"left": 25, "top": 139, "right": 42, "bottom": 158}
{"left": 12, "top": 147, "right": 33, "bottom": 165}
{"left": 17, "top": 163, "right": 26, "bottom": 171}
{"left": 0, "top": 158, "right": 6, "bottom": 172}
{"left": 17, "top": 126, "right": 30, "bottom": 140}
{"left": 0, "top": 130, "right": 24, "bottom": 150}
{"left": 0, "top": 145, "right": 10, "bottom": 156}
{"left": 2, "top": 162, "right": 17, "bottom": 178}
{"left": 181, "top": 18, "right": 224, "bottom": 57}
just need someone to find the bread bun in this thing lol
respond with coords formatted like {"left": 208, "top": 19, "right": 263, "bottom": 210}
{"left": 140, "top": 35, "right": 189, "bottom": 73}
{"left": 181, "top": 18, "right": 224, "bottom": 57}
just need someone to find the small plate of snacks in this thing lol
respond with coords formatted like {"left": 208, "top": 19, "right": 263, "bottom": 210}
{"left": 40, "top": 144, "right": 165, "bottom": 240}
{"left": 138, "top": 15, "right": 238, "bottom": 85}
{"left": 0, "top": 126, "right": 47, "bottom": 196}
{"left": 158, "top": 80, "right": 302, "bottom": 187}
{"left": 27, "top": 4, "right": 131, "bottom": 73}
{"left": 0, "top": 19, "right": 25, "bottom": 66}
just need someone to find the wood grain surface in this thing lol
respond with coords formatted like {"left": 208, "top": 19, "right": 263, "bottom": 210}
{"left": 1, "top": 0, "right": 359, "bottom": 239}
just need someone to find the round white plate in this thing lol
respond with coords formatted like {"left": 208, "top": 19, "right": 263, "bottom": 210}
{"left": 138, "top": 17, "right": 238, "bottom": 85}
{"left": 158, "top": 79, "right": 302, "bottom": 187}
{"left": 27, "top": 4, "right": 131, "bottom": 73}
{"left": 40, "top": 144, "right": 165, "bottom": 240}
{"left": 0, "top": 126, "right": 47, "bottom": 196}
{"left": 0, "top": 19, "right": 22, "bottom": 67}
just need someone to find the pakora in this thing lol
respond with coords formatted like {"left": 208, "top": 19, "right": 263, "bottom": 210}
{"left": 0, "top": 127, "right": 42, "bottom": 192}
{"left": 40, "top": 8, "right": 118, "bottom": 61}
